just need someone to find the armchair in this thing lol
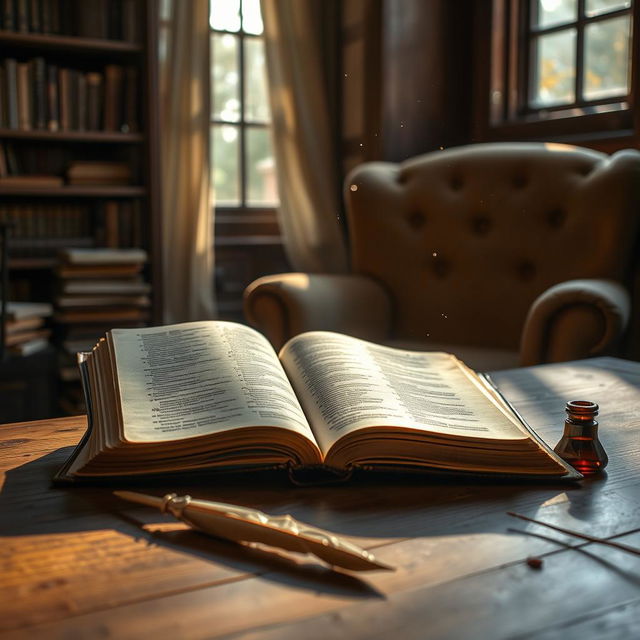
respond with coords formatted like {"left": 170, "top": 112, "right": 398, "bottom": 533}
{"left": 244, "top": 143, "right": 640, "bottom": 369}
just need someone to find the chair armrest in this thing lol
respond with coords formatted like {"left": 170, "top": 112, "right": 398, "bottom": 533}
{"left": 243, "top": 273, "right": 392, "bottom": 350}
{"left": 520, "top": 279, "right": 631, "bottom": 366}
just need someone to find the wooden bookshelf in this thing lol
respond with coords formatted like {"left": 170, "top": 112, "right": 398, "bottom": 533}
{"left": 0, "top": 0, "right": 161, "bottom": 420}
{"left": 0, "top": 30, "right": 143, "bottom": 54}
{"left": 0, "top": 128, "right": 144, "bottom": 142}
{"left": 0, "top": 186, "right": 146, "bottom": 197}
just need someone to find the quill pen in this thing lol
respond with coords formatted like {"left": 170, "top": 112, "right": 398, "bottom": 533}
{"left": 114, "top": 491, "right": 393, "bottom": 572}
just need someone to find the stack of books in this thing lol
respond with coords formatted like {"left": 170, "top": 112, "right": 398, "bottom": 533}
{"left": 54, "top": 247, "right": 151, "bottom": 399}
{"left": 66, "top": 161, "right": 132, "bottom": 186}
{"left": 3, "top": 301, "right": 53, "bottom": 356}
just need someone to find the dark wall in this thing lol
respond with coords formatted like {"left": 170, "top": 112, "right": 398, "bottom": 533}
{"left": 380, "top": 0, "right": 476, "bottom": 161}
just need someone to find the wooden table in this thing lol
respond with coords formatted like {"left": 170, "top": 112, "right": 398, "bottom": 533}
{"left": 1, "top": 357, "right": 640, "bottom": 639}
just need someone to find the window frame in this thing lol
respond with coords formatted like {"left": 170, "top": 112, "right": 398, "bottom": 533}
{"left": 479, "top": 0, "right": 640, "bottom": 143}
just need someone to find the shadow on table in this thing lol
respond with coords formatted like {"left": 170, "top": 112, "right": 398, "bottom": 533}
{"left": 0, "top": 444, "right": 597, "bottom": 542}
{"left": 0, "top": 443, "right": 626, "bottom": 598}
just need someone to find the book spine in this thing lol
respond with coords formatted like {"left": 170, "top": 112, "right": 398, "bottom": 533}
{"left": 103, "top": 64, "right": 123, "bottom": 132}
{"left": 121, "top": 0, "right": 139, "bottom": 43}
{"left": 0, "top": 143, "right": 7, "bottom": 177}
{"left": 58, "top": 0, "right": 73, "bottom": 36}
{"left": 33, "top": 57, "right": 46, "bottom": 130}
{"left": 108, "top": 0, "right": 121, "bottom": 40}
{"left": 5, "top": 58, "right": 19, "bottom": 129}
{"left": 119, "top": 201, "right": 132, "bottom": 247}
{"left": 46, "top": 62, "right": 59, "bottom": 131}
{"left": 16, "top": 60, "right": 32, "bottom": 130}
{"left": 104, "top": 200, "right": 119, "bottom": 248}
{"left": 122, "top": 66, "right": 138, "bottom": 133}
{"left": 58, "top": 66, "right": 69, "bottom": 131}
{"left": 50, "top": 0, "right": 61, "bottom": 34}
{"left": 15, "top": 0, "right": 27, "bottom": 32}
{"left": 69, "top": 68, "right": 78, "bottom": 130}
{"left": 86, "top": 71, "right": 103, "bottom": 131}
{"left": 28, "top": 0, "right": 39, "bottom": 32}
{"left": 75, "top": 0, "right": 107, "bottom": 38}
{"left": 3, "top": 0, "right": 15, "bottom": 31}
{"left": 4, "top": 141, "right": 20, "bottom": 173}
{"left": 76, "top": 71, "right": 86, "bottom": 131}
{"left": 41, "top": 0, "right": 51, "bottom": 33}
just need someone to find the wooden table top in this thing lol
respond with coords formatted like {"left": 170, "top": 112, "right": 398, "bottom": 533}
{"left": 1, "top": 356, "right": 640, "bottom": 639}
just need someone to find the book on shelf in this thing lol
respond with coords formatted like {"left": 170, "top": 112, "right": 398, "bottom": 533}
{"left": 46, "top": 62, "right": 59, "bottom": 131}
{"left": 66, "top": 161, "right": 132, "bottom": 186}
{"left": 1, "top": 56, "right": 137, "bottom": 132}
{"left": 56, "top": 294, "right": 150, "bottom": 308}
{"left": 0, "top": 174, "right": 63, "bottom": 187}
{"left": 56, "top": 322, "right": 580, "bottom": 483}
{"left": 9, "top": 336, "right": 49, "bottom": 356}
{"left": 0, "top": 202, "right": 93, "bottom": 258}
{"left": 5, "top": 314, "right": 45, "bottom": 333}
{"left": 4, "top": 300, "right": 53, "bottom": 320}
{"left": 0, "top": 143, "right": 7, "bottom": 176}
{"left": 54, "top": 307, "right": 148, "bottom": 324}
{"left": 0, "top": 0, "right": 139, "bottom": 39}
{"left": 16, "top": 61, "right": 31, "bottom": 130}
{"left": 60, "top": 277, "right": 151, "bottom": 295}
{"left": 4, "top": 58, "right": 19, "bottom": 129}
{"left": 57, "top": 263, "right": 143, "bottom": 279}
{"left": 4, "top": 326, "right": 50, "bottom": 346}
{"left": 59, "top": 247, "right": 147, "bottom": 265}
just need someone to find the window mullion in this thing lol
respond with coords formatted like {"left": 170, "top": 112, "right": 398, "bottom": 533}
{"left": 238, "top": 26, "right": 247, "bottom": 207}
{"left": 576, "top": 0, "right": 586, "bottom": 103}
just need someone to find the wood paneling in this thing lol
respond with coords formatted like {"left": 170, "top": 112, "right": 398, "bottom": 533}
{"left": 380, "top": 0, "right": 474, "bottom": 160}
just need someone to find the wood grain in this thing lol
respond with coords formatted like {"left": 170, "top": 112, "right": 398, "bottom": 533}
{"left": 1, "top": 357, "right": 639, "bottom": 639}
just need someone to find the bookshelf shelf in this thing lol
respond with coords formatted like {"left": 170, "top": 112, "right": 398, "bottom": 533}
{"left": 0, "top": 129, "right": 144, "bottom": 143}
{"left": 0, "top": 186, "right": 146, "bottom": 197}
{"left": 0, "top": 31, "right": 142, "bottom": 55}
{"left": 9, "top": 257, "right": 57, "bottom": 270}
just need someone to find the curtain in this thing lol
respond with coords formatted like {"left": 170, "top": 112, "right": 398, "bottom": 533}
{"left": 261, "top": 0, "right": 348, "bottom": 273}
{"left": 159, "top": 0, "right": 216, "bottom": 323}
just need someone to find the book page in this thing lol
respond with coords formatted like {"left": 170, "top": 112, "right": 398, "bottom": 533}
{"left": 112, "top": 321, "right": 315, "bottom": 443}
{"left": 280, "top": 332, "right": 527, "bottom": 454}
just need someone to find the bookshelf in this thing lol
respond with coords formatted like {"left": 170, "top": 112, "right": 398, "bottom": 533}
{"left": 0, "top": 0, "right": 161, "bottom": 421}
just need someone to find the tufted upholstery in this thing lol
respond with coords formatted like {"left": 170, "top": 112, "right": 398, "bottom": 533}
{"left": 244, "top": 143, "right": 640, "bottom": 369}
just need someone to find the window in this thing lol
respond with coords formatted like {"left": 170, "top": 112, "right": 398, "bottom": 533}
{"left": 209, "top": 0, "right": 278, "bottom": 209}
{"left": 528, "top": 0, "right": 632, "bottom": 110}
{"left": 483, "top": 0, "right": 636, "bottom": 139}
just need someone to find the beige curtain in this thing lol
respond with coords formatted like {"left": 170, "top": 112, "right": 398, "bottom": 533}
{"left": 261, "top": 0, "right": 348, "bottom": 273}
{"left": 159, "top": 0, "right": 216, "bottom": 323}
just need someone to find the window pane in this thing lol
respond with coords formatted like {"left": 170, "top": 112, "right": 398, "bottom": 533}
{"left": 212, "top": 125, "right": 240, "bottom": 206}
{"left": 244, "top": 39, "right": 270, "bottom": 123}
{"left": 585, "top": 0, "right": 631, "bottom": 17}
{"left": 246, "top": 128, "right": 278, "bottom": 206}
{"left": 211, "top": 33, "right": 240, "bottom": 122}
{"left": 531, "top": 29, "right": 576, "bottom": 106}
{"left": 210, "top": 0, "right": 240, "bottom": 32}
{"left": 583, "top": 16, "right": 630, "bottom": 100}
{"left": 534, "top": 0, "right": 576, "bottom": 28}
{"left": 159, "top": 0, "right": 172, "bottom": 21}
{"left": 242, "top": 0, "right": 264, "bottom": 35}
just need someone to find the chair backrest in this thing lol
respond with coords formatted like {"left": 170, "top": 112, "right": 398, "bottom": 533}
{"left": 344, "top": 142, "right": 640, "bottom": 350}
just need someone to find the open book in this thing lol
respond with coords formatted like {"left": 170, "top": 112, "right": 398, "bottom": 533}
{"left": 56, "top": 321, "right": 579, "bottom": 482}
